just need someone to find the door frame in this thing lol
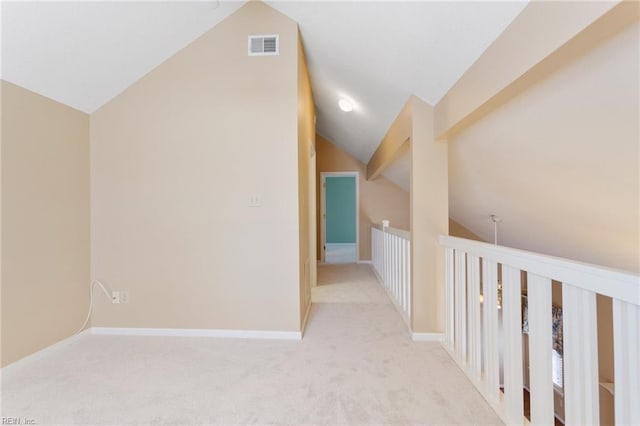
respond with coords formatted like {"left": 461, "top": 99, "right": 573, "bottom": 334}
{"left": 320, "top": 171, "right": 359, "bottom": 263}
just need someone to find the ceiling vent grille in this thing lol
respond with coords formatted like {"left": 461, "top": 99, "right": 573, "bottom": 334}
{"left": 248, "top": 35, "right": 279, "bottom": 56}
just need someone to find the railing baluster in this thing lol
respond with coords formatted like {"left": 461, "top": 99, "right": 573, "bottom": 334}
{"left": 527, "top": 273, "right": 554, "bottom": 425}
{"left": 613, "top": 299, "right": 640, "bottom": 426}
{"left": 374, "top": 229, "right": 378, "bottom": 273}
{"left": 482, "top": 258, "right": 500, "bottom": 401}
{"left": 388, "top": 233, "right": 392, "bottom": 292}
{"left": 398, "top": 237, "right": 402, "bottom": 305}
{"left": 370, "top": 227, "right": 412, "bottom": 322}
{"left": 385, "top": 232, "right": 390, "bottom": 290}
{"left": 383, "top": 232, "right": 387, "bottom": 287}
{"left": 392, "top": 235, "right": 395, "bottom": 295}
{"left": 406, "top": 239, "right": 411, "bottom": 318}
{"left": 563, "top": 283, "right": 599, "bottom": 425}
{"left": 377, "top": 230, "right": 380, "bottom": 274}
{"left": 438, "top": 235, "right": 639, "bottom": 426}
{"left": 398, "top": 237, "right": 402, "bottom": 311}
{"left": 372, "top": 229, "right": 375, "bottom": 270}
{"left": 391, "top": 235, "right": 396, "bottom": 297}
{"left": 373, "top": 229, "right": 378, "bottom": 274}
{"left": 454, "top": 250, "right": 467, "bottom": 361}
{"left": 445, "top": 248, "right": 454, "bottom": 348}
{"left": 398, "top": 237, "right": 402, "bottom": 306}
{"left": 395, "top": 236, "right": 400, "bottom": 301}
{"left": 401, "top": 239, "right": 407, "bottom": 313}
{"left": 468, "top": 254, "right": 481, "bottom": 377}
{"left": 502, "top": 265, "right": 524, "bottom": 423}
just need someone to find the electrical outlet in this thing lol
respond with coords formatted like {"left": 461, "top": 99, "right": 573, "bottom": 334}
{"left": 120, "top": 290, "right": 129, "bottom": 304}
{"left": 111, "top": 291, "right": 120, "bottom": 304}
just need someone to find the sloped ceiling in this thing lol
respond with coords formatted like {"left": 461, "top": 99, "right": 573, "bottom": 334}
{"left": 3, "top": 2, "right": 634, "bottom": 272}
{"left": 0, "top": 1, "right": 244, "bottom": 112}
{"left": 2, "top": 0, "right": 526, "bottom": 163}
{"left": 267, "top": 1, "right": 527, "bottom": 163}
{"left": 449, "top": 20, "right": 639, "bottom": 273}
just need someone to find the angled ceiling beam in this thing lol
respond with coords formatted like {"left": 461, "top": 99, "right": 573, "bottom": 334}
{"left": 434, "top": 0, "right": 630, "bottom": 140}
{"left": 366, "top": 97, "right": 413, "bottom": 180}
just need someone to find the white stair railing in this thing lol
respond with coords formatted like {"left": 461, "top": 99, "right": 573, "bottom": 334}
{"left": 372, "top": 225, "right": 411, "bottom": 324}
{"left": 440, "top": 235, "right": 639, "bottom": 426}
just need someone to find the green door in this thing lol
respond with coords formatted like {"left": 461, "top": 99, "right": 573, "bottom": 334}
{"left": 324, "top": 175, "right": 357, "bottom": 263}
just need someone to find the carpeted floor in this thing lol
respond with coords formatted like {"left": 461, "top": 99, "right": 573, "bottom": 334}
{"left": 1, "top": 263, "right": 501, "bottom": 425}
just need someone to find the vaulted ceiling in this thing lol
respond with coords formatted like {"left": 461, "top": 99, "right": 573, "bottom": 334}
{"left": 1, "top": 0, "right": 526, "bottom": 164}
{"left": 3, "top": 2, "right": 637, "bottom": 272}
{"left": 1, "top": 1, "right": 245, "bottom": 112}
{"left": 268, "top": 1, "right": 526, "bottom": 163}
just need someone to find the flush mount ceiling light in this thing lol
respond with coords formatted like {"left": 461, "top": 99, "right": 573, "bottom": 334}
{"left": 338, "top": 98, "right": 354, "bottom": 112}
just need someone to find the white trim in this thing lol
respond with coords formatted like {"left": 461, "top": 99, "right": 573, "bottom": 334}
{"left": 439, "top": 235, "right": 639, "bottom": 304}
{"left": 372, "top": 223, "right": 411, "bottom": 240}
{"left": 1, "top": 329, "right": 91, "bottom": 371}
{"left": 411, "top": 332, "right": 445, "bottom": 342}
{"left": 324, "top": 243, "right": 357, "bottom": 263}
{"left": 320, "top": 171, "right": 359, "bottom": 264}
{"left": 90, "top": 327, "right": 302, "bottom": 340}
{"left": 319, "top": 259, "right": 371, "bottom": 265}
{"left": 613, "top": 301, "right": 640, "bottom": 425}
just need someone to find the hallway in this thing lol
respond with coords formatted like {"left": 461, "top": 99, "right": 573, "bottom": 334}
{"left": 1, "top": 264, "right": 500, "bottom": 425}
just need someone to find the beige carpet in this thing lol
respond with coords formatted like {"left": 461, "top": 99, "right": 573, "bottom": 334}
{"left": 1, "top": 264, "right": 501, "bottom": 425}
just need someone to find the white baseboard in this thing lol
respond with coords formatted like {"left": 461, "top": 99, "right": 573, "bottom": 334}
{"left": 411, "top": 332, "right": 445, "bottom": 342}
{"left": 90, "top": 327, "right": 302, "bottom": 340}
{"left": 357, "top": 260, "right": 372, "bottom": 264}
{"left": 1, "top": 329, "right": 91, "bottom": 371}
{"left": 325, "top": 243, "right": 357, "bottom": 264}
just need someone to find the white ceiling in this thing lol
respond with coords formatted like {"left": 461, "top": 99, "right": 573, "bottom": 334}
{"left": 4, "top": 1, "right": 632, "bottom": 272}
{"left": 2, "top": 0, "right": 526, "bottom": 163}
{"left": 1, "top": 1, "right": 244, "bottom": 113}
{"left": 268, "top": 0, "right": 527, "bottom": 163}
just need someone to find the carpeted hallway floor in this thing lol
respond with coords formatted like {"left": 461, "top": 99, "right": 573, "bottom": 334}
{"left": 1, "top": 263, "right": 501, "bottom": 425}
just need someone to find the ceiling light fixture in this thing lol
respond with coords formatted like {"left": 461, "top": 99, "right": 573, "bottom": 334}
{"left": 338, "top": 98, "right": 354, "bottom": 112}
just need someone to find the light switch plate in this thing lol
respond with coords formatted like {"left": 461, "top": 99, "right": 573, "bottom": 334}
{"left": 249, "top": 195, "right": 262, "bottom": 207}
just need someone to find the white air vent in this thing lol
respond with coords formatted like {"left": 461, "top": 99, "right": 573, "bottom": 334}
{"left": 248, "top": 35, "right": 279, "bottom": 56}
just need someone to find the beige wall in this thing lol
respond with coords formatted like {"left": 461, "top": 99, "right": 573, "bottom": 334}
{"left": 434, "top": 1, "right": 621, "bottom": 139}
{"left": 362, "top": 94, "right": 449, "bottom": 333}
{"left": 445, "top": 12, "right": 638, "bottom": 423}
{"left": 1, "top": 81, "right": 89, "bottom": 367}
{"left": 316, "top": 135, "right": 409, "bottom": 261}
{"left": 449, "top": 18, "right": 639, "bottom": 274}
{"left": 90, "top": 2, "right": 303, "bottom": 332}
{"left": 410, "top": 97, "right": 448, "bottom": 333}
{"left": 297, "top": 30, "right": 315, "bottom": 326}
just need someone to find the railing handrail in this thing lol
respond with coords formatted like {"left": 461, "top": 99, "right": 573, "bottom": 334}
{"left": 372, "top": 223, "right": 411, "bottom": 240}
{"left": 440, "top": 235, "right": 640, "bottom": 305}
